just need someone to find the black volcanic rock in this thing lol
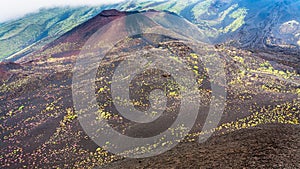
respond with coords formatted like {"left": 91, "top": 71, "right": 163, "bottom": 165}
{"left": 0, "top": 62, "right": 22, "bottom": 70}
{"left": 218, "top": 0, "right": 300, "bottom": 50}
{"left": 0, "top": 62, "right": 22, "bottom": 83}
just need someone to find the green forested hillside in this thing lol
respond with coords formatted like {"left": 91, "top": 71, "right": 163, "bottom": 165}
{"left": 1, "top": 0, "right": 300, "bottom": 61}
{"left": 0, "top": 6, "right": 110, "bottom": 61}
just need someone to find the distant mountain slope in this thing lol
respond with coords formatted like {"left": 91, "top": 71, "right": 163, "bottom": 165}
{"left": 1, "top": 0, "right": 300, "bottom": 62}
{"left": 227, "top": 0, "right": 300, "bottom": 49}
{"left": 0, "top": 6, "right": 114, "bottom": 61}
{"left": 117, "top": 0, "right": 300, "bottom": 49}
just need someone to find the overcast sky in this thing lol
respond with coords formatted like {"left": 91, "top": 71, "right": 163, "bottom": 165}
{"left": 0, "top": 0, "right": 126, "bottom": 23}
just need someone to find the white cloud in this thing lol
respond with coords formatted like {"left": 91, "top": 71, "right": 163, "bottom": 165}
{"left": 0, "top": 0, "right": 126, "bottom": 22}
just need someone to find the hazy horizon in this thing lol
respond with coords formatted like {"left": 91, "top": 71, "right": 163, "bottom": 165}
{"left": 0, "top": 0, "right": 126, "bottom": 23}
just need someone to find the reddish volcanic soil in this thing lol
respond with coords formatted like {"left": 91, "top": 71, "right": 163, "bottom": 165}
{"left": 0, "top": 62, "right": 22, "bottom": 83}
{"left": 104, "top": 124, "right": 300, "bottom": 169}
